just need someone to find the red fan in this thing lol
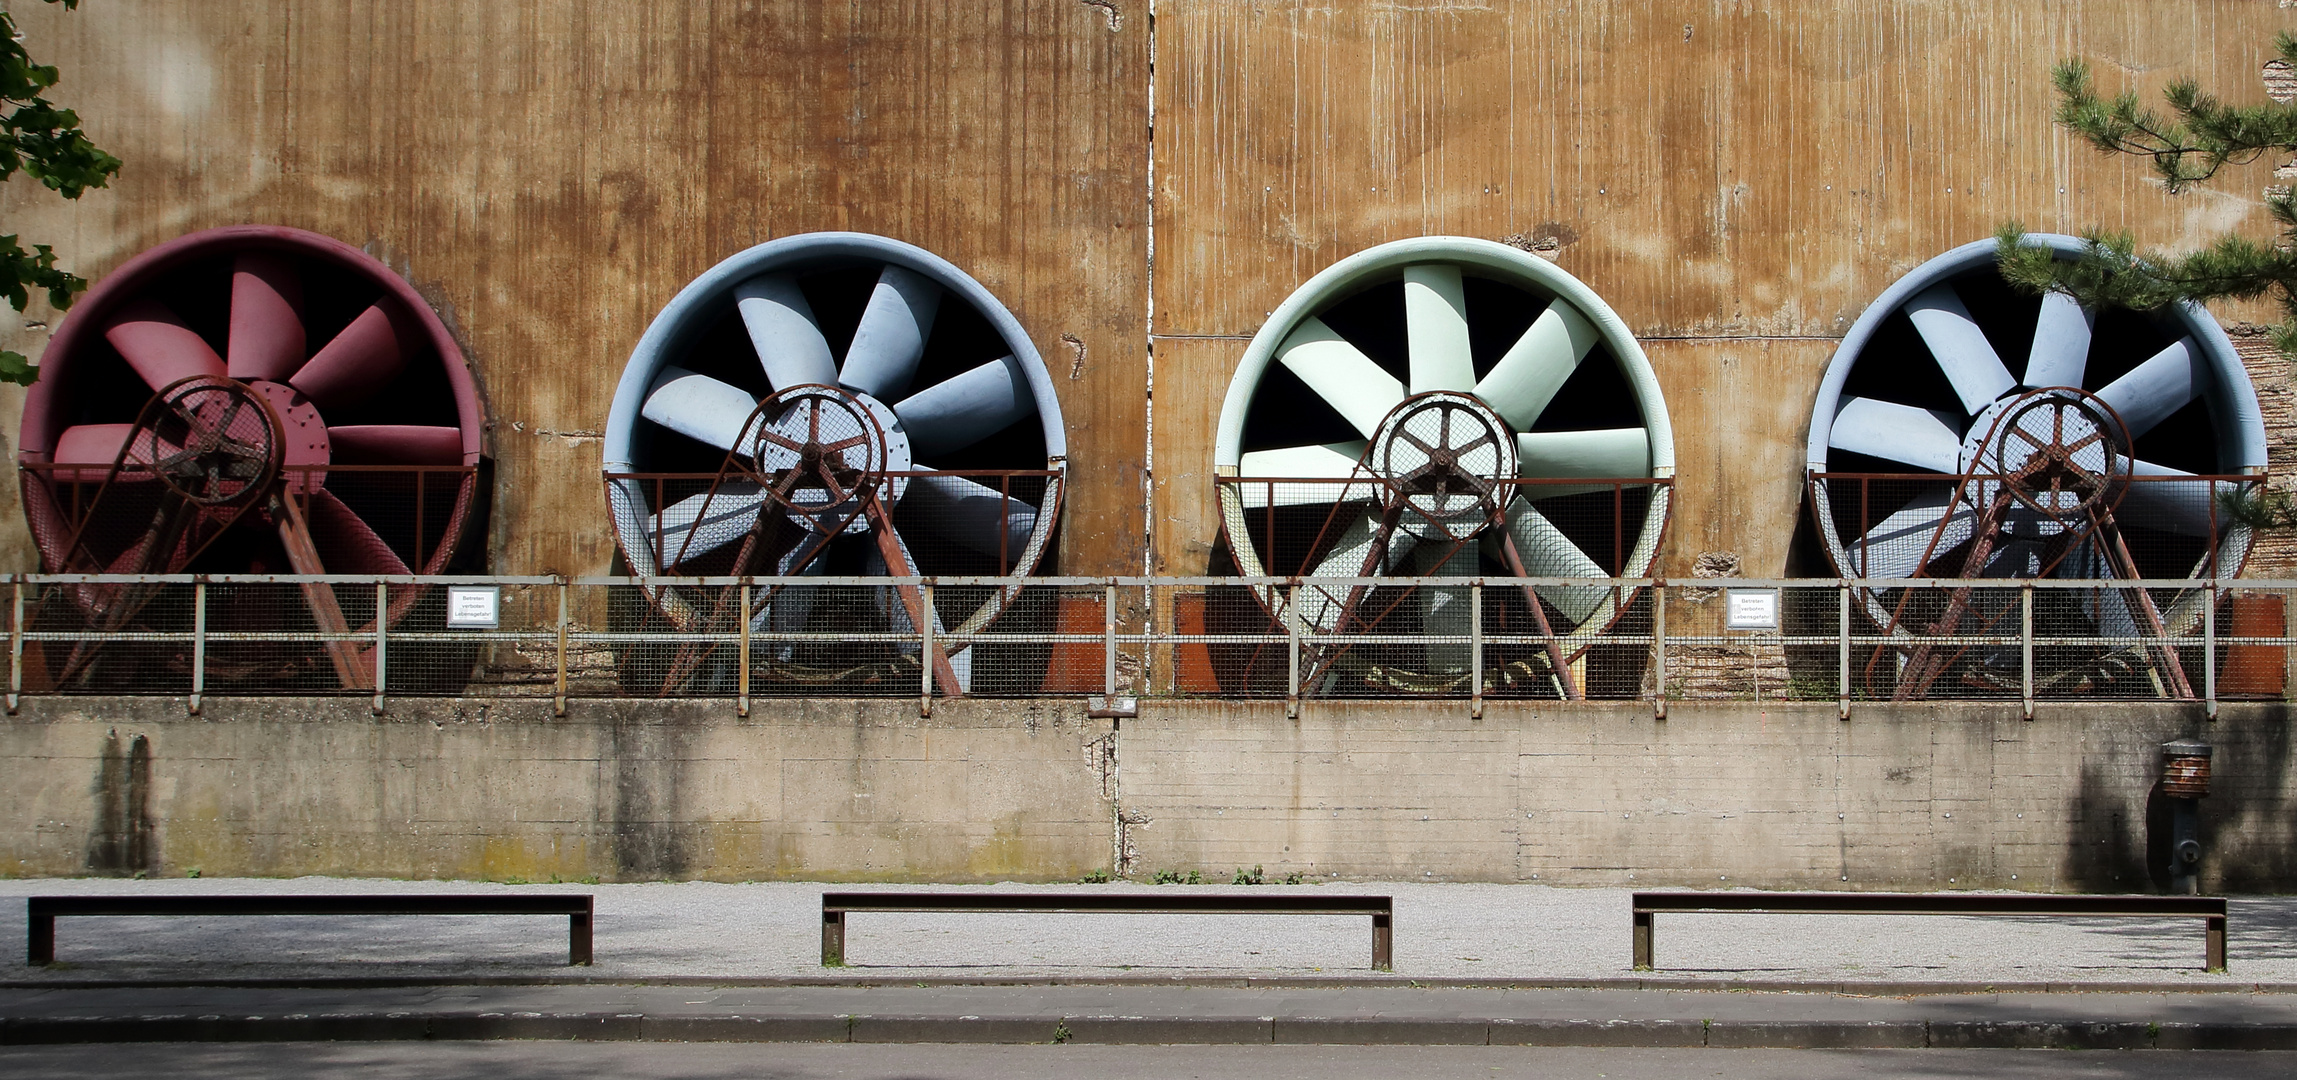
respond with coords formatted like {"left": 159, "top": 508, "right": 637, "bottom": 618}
{"left": 18, "top": 226, "right": 486, "bottom": 689}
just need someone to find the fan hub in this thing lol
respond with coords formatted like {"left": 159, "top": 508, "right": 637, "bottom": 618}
{"left": 747, "top": 384, "right": 909, "bottom": 535}
{"left": 1371, "top": 390, "right": 1517, "bottom": 541}
{"left": 1958, "top": 387, "right": 2128, "bottom": 530}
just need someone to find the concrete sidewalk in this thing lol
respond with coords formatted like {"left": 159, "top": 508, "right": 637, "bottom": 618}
{"left": 10, "top": 983, "right": 2297, "bottom": 1049}
{"left": 4, "top": 878, "right": 2289, "bottom": 990}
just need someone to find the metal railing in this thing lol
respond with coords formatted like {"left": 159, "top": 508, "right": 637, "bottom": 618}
{"left": 4, "top": 573, "right": 2290, "bottom": 718}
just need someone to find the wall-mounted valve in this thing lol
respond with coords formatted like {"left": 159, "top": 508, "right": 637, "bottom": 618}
{"left": 2161, "top": 739, "right": 2213, "bottom": 895}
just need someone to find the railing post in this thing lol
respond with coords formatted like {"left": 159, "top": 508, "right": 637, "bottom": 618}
{"left": 371, "top": 580, "right": 388, "bottom": 716}
{"left": 1651, "top": 579, "right": 1667, "bottom": 720}
{"left": 1837, "top": 580, "right": 1850, "bottom": 721}
{"left": 554, "top": 577, "right": 569, "bottom": 718}
{"left": 8, "top": 577, "right": 23, "bottom": 714}
{"left": 1286, "top": 583, "right": 1302, "bottom": 719}
{"left": 190, "top": 579, "right": 207, "bottom": 716}
{"left": 1470, "top": 580, "right": 1484, "bottom": 720}
{"left": 2021, "top": 583, "right": 2035, "bottom": 722}
{"left": 737, "top": 580, "right": 752, "bottom": 718}
{"left": 2205, "top": 578, "right": 2219, "bottom": 721}
{"left": 1103, "top": 579, "right": 1118, "bottom": 700}
{"left": 920, "top": 580, "right": 935, "bottom": 718}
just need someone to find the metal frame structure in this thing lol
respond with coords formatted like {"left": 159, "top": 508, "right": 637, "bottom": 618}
{"left": 6, "top": 571, "right": 2292, "bottom": 720}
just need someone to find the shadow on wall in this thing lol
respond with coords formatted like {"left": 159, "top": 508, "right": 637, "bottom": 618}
{"left": 2061, "top": 761, "right": 2145, "bottom": 892}
{"left": 2211, "top": 707, "right": 2297, "bottom": 893}
{"left": 85, "top": 729, "right": 156, "bottom": 876}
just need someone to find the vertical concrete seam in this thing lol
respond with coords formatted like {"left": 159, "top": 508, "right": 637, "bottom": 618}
{"left": 1141, "top": 0, "right": 1157, "bottom": 579}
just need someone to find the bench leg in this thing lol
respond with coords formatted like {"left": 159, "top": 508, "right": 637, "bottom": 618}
{"left": 1371, "top": 912, "right": 1392, "bottom": 972}
{"left": 2207, "top": 915, "right": 2227, "bottom": 973}
{"left": 1632, "top": 910, "right": 1653, "bottom": 971}
{"left": 27, "top": 913, "right": 53, "bottom": 966}
{"left": 822, "top": 909, "right": 846, "bottom": 967}
{"left": 569, "top": 911, "right": 594, "bottom": 966}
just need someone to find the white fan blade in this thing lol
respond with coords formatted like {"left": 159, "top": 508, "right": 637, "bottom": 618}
{"left": 1404, "top": 263, "right": 1475, "bottom": 394}
{"left": 840, "top": 265, "right": 941, "bottom": 401}
{"left": 1413, "top": 540, "right": 1479, "bottom": 675}
{"left": 867, "top": 529, "right": 970, "bottom": 692}
{"left": 1503, "top": 501, "right": 1605, "bottom": 624}
{"left": 2024, "top": 290, "right": 2093, "bottom": 389}
{"left": 735, "top": 273, "right": 839, "bottom": 392}
{"left": 1276, "top": 317, "right": 1405, "bottom": 439}
{"left": 2096, "top": 336, "right": 2204, "bottom": 439}
{"left": 1904, "top": 284, "right": 2017, "bottom": 416}
{"left": 1475, "top": 300, "right": 1600, "bottom": 432}
{"left": 1235, "top": 441, "right": 1371, "bottom": 507}
{"left": 1515, "top": 428, "right": 1652, "bottom": 499}
{"left": 643, "top": 367, "right": 763, "bottom": 452}
{"left": 1828, "top": 397, "right": 1963, "bottom": 474}
{"left": 2117, "top": 459, "right": 2231, "bottom": 538}
{"left": 1292, "top": 511, "right": 1412, "bottom": 633}
{"left": 894, "top": 355, "right": 1035, "bottom": 459}
{"left": 1846, "top": 484, "right": 1973, "bottom": 578}
{"left": 647, "top": 484, "right": 768, "bottom": 565}
{"left": 901, "top": 471, "right": 1039, "bottom": 559}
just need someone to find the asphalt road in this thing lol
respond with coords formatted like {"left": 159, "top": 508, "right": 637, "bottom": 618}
{"left": 3, "top": 1044, "right": 2296, "bottom": 1079}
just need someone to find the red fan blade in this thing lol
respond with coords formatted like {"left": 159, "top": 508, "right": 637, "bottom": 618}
{"left": 104, "top": 298, "right": 225, "bottom": 389}
{"left": 327, "top": 424, "right": 465, "bottom": 466}
{"left": 289, "top": 302, "right": 408, "bottom": 411}
{"left": 303, "top": 488, "right": 413, "bottom": 575}
{"left": 52, "top": 423, "right": 155, "bottom": 482}
{"left": 226, "top": 252, "right": 306, "bottom": 381}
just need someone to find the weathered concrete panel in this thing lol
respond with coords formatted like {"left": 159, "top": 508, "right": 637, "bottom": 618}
{"left": 0, "top": 697, "right": 1116, "bottom": 882}
{"left": 1117, "top": 700, "right": 2297, "bottom": 892}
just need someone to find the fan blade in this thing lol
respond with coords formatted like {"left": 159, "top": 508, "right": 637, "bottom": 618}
{"left": 1503, "top": 501, "right": 1605, "bottom": 624}
{"left": 735, "top": 272, "right": 839, "bottom": 392}
{"left": 2023, "top": 290, "right": 2092, "bottom": 389}
{"left": 52, "top": 423, "right": 161, "bottom": 482}
{"left": 327, "top": 425, "right": 465, "bottom": 466}
{"left": 865, "top": 526, "right": 970, "bottom": 693}
{"left": 1404, "top": 263, "right": 1475, "bottom": 394}
{"left": 642, "top": 366, "right": 762, "bottom": 452}
{"left": 840, "top": 265, "right": 940, "bottom": 401}
{"left": 1475, "top": 300, "right": 1601, "bottom": 432}
{"left": 1846, "top": 484, "right": 1972, "bottom": 578}
{"left": 753, "top": 543, "right": 830, "bottom": 660}
{"left": 1235, "top": 440, "right": 1372, "bottom": 507}
{"left": 289, "top": 302, "right": 408, "bottom": 411}
{"left": 2095, "top": 336, "right": 2203, "bottom": 439}
{"left": 303, "top": 488, "right": 413, "bottom": 576}
{"left": 105, "top": 298, "right": 225, "bottom": 389}
{"left": 2117, "top": 460, "right": 2229, "bottom": 538}
{"left": 1292, "top": 510, "right": 1411, "bottom": 633}
{"left": 893, "top": 355, "right": 1035, "bottom": 459}
{"left": 647, "top": 483, "right": 768, "bottom": 565}
{"left": 226, "top": 252, "right": 306, "bottom": 382}
{"left": 1275, "top": 317, "right": 1405, "bottom": 439}
{"left": 1904, "top": 284, "right": 2017, "bottom": 416}
{"left": 1515, "top": 428, "right": 1651, "bottom": 499}
{"left": 1829, "top": 397, "right": 1963, "bottom": 474}
{"left": 900, "top": 472, "right": 1038, "bottom": 559}
{"left": 1413, "top": 540, "right": 1479, "bottom": 674}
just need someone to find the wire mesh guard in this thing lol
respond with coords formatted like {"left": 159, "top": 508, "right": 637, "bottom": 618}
{"left": 7, "top": 573, "right": 2288, "bottom": 708}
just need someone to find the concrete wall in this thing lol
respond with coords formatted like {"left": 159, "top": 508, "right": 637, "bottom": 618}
{"left": 0, "top": 697, "right": 1118, "bottom": 883}
{"left": 7, "top": 695, "right": 2290, "bottom": 892}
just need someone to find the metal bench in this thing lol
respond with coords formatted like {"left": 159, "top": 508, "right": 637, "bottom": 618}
{"left": 26, "top": 894, "right": 595, "bottom": 966}
{"left": 1631, "top": 891, "right": 2227, "bottom": 972}
{"left": 820, "top": 891, "right": 1393, "bottom": 970}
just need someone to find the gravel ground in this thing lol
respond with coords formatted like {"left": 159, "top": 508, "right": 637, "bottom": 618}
{"left": 2, "top": 878, "right": 2288, "bottom": 985}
